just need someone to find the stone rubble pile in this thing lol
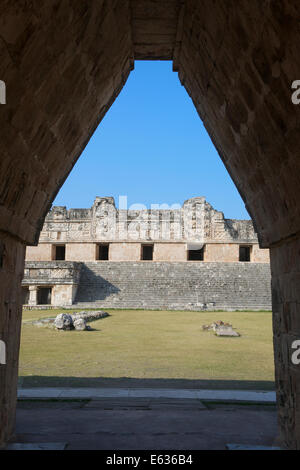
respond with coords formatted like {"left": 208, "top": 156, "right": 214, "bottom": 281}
{"left": 54, "top": 313, "right": 73, "bottom": 330}
{"left": 72, "top": 310, "right": 109, "bottom": 323}
{"left": 54, "top": 310, "right": 109, "bottom": 331}
{"left": 32, "top": 310, "right": 109, "bottom": 331}
{"left": 73, "top": 318, "right": 87, "bottom": 331}
{"left": 202, "top": 320, "right": 240, "bottom": 337}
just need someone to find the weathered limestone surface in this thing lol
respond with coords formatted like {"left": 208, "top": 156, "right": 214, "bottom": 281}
{"left": 26, "top": 196, "right": 270, "bottom": 263}
{"left": 202, "top": 321, "right": 240, "bottom": 337}
{"left": 25, "top": 243, "right": 53, "bottom": 262}
{"left": 22, "top": 260, "right": 272, "bottom": 310}
{"left": 215, "top": 326, "right": 240, "bottom": 337}
{"left": 31, "top": 310, "right": 109, "bottom": 329}
{"left": 73, "top": 261, "right": 271, "bottom": 311}
{"left": 24, "top": 261, "right": 81, "bottom": 285}
{"left": 54, "top": 313, "right": 73, "bottom": 330}
{"left": 0, "top": 0, "right": 300, "bottom": 448}
{"left": 38, "top": 197, "right": 260, "bottom": 244}
{"left": 72, "top": 311, "right": 109, "bottom": 323}
{"left": 23, "top": 261, "right": 81, "bottom": 306}
{"left": 73, "top": 318, "right": 87, "bottom": 331}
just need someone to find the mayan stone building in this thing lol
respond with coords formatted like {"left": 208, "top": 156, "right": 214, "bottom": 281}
{"left": 3, "top": 0, "right": 300, "bottom": 449}
{"left": 23, "top": 196, "right": 271, "bottom": 310}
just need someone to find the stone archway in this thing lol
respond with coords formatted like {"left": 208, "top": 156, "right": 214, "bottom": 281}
{"left": 0, "top": 0, "right": 300, "bottom": 448}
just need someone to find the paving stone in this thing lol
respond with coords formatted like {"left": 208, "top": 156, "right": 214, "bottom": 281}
{"left": 17, "top": 388, "right": 277, "bottom": 403}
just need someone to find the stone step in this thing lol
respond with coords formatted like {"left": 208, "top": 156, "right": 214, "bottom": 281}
{"left": 74, "top": 262, "right": 272, "bottom": 310}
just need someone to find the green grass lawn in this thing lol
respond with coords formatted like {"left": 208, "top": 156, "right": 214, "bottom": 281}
{"left": 19, "top": 309, "right": 275, "bottom": 390}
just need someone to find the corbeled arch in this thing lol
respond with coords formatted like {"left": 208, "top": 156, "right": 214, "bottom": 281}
{"left": 0, "top": 0, "right": 300, "bottom": 448}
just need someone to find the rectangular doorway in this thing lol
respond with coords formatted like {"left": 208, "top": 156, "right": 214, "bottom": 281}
{"left": 97, "top": 244, "right": 109, "bottom": 260}
{"left": 54, "top": 245, "right": 66, "bottom": 261}
{"left": 141, "top": 244, "right": 154, "bottom": 260}
{"left": 239, "top": 245, "right": 251, "bottom": 262}
{"left": 37, "top": 287, "right": 52, "bottom": 305}
{"left": 188, "top": 245, "right": 205, "bottom": 261}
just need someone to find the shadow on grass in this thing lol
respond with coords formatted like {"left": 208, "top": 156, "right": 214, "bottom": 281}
{"left": 19, "top": 376, "right": 275, "bottom": 391}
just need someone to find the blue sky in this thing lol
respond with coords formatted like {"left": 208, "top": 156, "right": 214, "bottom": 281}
{"left": 54, "top": 61, "right": 249, "bottom": 220}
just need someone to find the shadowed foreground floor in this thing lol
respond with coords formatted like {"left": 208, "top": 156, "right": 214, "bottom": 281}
{"left": 11, "top": 398, "right": 279, "bottom": 450}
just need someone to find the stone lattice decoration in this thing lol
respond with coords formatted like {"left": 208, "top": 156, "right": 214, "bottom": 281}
{"left": 39, "top": 197, "right": 258, "bottom": 244}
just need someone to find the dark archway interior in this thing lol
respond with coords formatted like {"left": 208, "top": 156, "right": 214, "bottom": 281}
{"left": 0, "top": 0, "right": 300, "bottom": 448}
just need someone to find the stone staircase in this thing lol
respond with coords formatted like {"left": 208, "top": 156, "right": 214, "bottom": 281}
{"left": 74, "top": 262, "right": 272, "bottom": 311}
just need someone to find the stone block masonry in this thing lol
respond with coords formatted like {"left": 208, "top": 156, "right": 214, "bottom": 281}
{"left": 25, "top": 196, "right": 270, "bottom": 264}
{"left": 22, "top": 259, "right": 271, "bottom": 311}
{"left": 65, "top": 261, "right": 271, "bottom": 311}
{"left": 22, "top": 196, "right": 271, "bottom": 310}
{"left": 23, "top": 261, "right": 81, "bottom": 306}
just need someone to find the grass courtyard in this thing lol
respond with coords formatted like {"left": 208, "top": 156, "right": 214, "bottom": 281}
{"left": 19, "top": 309, "right": 275, "bottom": 390}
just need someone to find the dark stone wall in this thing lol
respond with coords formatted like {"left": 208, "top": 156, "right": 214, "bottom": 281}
{"left": 271, "top": 239, "right": 300, "bottom": 449}
{"left": 0, "top": 232, "right": 25, "bottom": 446}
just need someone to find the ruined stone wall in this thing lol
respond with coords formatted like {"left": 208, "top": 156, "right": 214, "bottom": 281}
{"left": 36, "top": 196, "right": 259, "bottom": 244}
{"left": 22, "top": 261, "right": 81, "bottom": 306}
